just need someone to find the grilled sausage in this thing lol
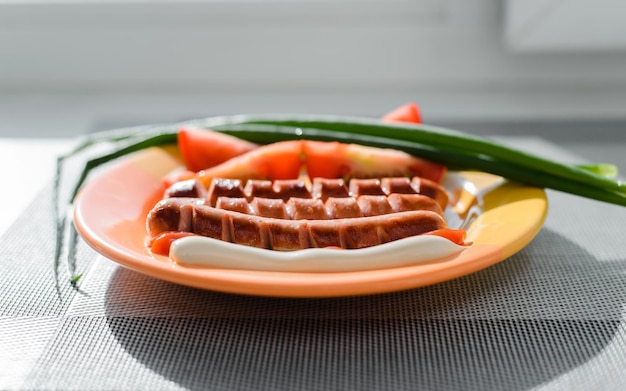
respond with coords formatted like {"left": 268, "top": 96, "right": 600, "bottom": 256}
{"left": 149, "top": 175, "right": 450, "bottom": 250}
{"left": 164, "top": 176, "right": 449, "bottom": 210}
{"left": 147, "top": 198, "right": 446, "bottom": 250}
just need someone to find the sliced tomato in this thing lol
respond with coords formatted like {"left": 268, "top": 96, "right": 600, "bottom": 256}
{"left": 382, "top": 102, "right": 422, "bottom": 124}
{"left": 196, "top": 140, "right": 304, "bottom": 187}
{"left": 177, "top": 127, "right": 258, "bottom": 172}
{"left": 149, "top": 231, "right": 197, "bottom": 256}
{"left": 426, "top": 228, "right": 467, "bottom": 246}
{"left": 303, "top": 140, "right": 446, "bottom": 183}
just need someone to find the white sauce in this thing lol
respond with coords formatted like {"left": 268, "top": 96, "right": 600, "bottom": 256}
{"left": 170, "top": 235, "right": 467, "bottom": 273}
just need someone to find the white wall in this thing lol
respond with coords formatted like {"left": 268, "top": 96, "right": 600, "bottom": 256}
{"left": 2, "top": 0, "right": 626, "bottom": 136}
{"left": 506, "top": 0, "right": 626, "bottom": 52}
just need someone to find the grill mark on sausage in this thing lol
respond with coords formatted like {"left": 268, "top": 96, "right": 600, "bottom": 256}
{"left": 324, "top": 197, "right": 362, "bottom": 219}
{"left": 349, "top": 178, "right": 386, "bottom": 196}
{"left": 164, "top": 179, "right": 207, "bottom": 199}
{"left": 215, "top": 197, "right": 250, "bottom": 214}
{"left": 411, "top": 177, "right": 447, "bottom": 207}
{"left": 357, "top": 195, "right": 393, "bottom": 217}
{"left": 272, "top": 179, "right": 312, "bottom": 200}
{"left": 287, "top": 198, "right": 328, "bottom": 220}
{"left": 206, "top": 178, "right": 245, "bottom": 207}
{"left": 250, "top": 197, "right": 288, "bottom": 219}
{"left": 311, "top": 178, "right": 350, "bottom": 201}
{"left": 147, "top": 197, "right": 203, "bottom": 234}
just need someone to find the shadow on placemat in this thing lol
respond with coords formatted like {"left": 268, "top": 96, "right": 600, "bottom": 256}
{"left": 103, "top": 229, "right": 625, "bottom": 391}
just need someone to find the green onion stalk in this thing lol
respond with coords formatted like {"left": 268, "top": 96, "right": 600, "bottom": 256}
{"left": 54, "top": 114, "right": 625, "bottom": 285}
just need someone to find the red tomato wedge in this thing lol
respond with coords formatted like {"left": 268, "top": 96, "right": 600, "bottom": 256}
{"left": 177, "top": 102, "right": 424, "bottom": 174}
{"left": 427, "top": 228, "right": 467, "bottom": 246}
{"left": 149, "top": 231, "right": 197, "bottom": 256}
{"left": 192, "top": 139, "right": 445, "bottom": 185}
{"left": 303, "top": 140, "right": 446, "bottom": 183}
{"left": 196, "top": 140, "right": 304, "bottom": 187}
{"left": 178, "top": 127, "right": 258, "bottom": 172}
{"left": 382, "top": 102, "right": 422, "bottom": 124}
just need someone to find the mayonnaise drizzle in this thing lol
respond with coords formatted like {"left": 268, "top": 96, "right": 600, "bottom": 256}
{"left": 170, "top": 235, "right": 467, "bottom": 273}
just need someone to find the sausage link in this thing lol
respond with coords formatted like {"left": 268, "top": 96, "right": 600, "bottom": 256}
{"left": 147, "top": 198, "right": 446, "bottom": 250}
{"left": 164, "top": 176, "right": 449, "bottom": 210}
{"left": 153, "top": 175, "right": 450, "bottom": 250}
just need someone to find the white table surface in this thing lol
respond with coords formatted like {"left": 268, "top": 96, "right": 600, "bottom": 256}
{"left": 0, "top": 139, "right": 70, "bottom": 237}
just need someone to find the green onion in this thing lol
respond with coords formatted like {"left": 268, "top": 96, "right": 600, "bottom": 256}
{"left": 70, "top": 273, "right": 83, "bottom": 285}
{"left": 54, "top": 129, "right": 178, "bottom": 286}
{"left": 54, "top": 114, "right": 625, "bottom": 285}
{"left": 576, "top": 163, "right": 619, "bottom": 178}
{"left": 68, "top": 132, "right": 178, "bottom": 201}
{"left": 210, "top": 123, "right": 626, "bottom": 206}
{"left": 209, "top": 114, "right": 625, "bottom": 194}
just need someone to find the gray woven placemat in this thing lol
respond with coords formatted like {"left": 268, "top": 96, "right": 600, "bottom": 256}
{"left": 2, "top": 138, "right": 626, "bottom": 391}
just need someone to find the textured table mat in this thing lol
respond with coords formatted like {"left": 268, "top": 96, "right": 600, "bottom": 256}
{"left": 2, "top": 137, "right": 626, "bottom": 391}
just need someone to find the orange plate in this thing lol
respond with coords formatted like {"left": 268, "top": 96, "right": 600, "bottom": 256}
{"left": 73, "top": 147, "right": 547, "bottom": 298}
